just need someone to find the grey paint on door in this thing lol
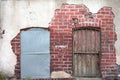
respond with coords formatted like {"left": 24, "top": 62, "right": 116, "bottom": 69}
{"left": 21, "top": 28, "right": 50, "bottom": 78}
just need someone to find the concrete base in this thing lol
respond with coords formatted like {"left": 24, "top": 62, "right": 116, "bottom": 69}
{"left": 76, "top": 78, "right": 101, "bottom": 80}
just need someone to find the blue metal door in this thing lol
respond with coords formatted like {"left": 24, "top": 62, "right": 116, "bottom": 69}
{"left": 21, "top": 28, "right": 50, "bottom": 78}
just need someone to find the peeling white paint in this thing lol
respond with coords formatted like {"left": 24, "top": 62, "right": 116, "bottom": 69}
{"left": 0, "top": 0, "right": 120, "bottom": 76}
{"left": 55, "top": 45, "right": 68, "bottom": 49}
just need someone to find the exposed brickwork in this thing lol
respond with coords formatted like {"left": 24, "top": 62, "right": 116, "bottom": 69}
{"left": 11, "top": 3, "right": 117, "bottom": 80}
{"left": 96, "top": 8, "right": 117, "bottom": 79}
{"left": 11, "top": 33, "right": 21, "bottom": 79}
{"left": 49, "top": 3, "right": 117, "bottom": 79}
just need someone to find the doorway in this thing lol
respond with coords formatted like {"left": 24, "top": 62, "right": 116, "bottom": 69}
{"left": 72, "top": 27, "right": 101, "bottom": 79}
{"left": 20, "top": 28, "right": 50, "bottom": 78}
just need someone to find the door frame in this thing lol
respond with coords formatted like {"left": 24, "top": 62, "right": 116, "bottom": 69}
{"left": 72, "top": 27, "right": 102, "bottom": 78}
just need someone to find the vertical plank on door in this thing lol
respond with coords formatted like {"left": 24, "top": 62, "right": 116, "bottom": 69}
{"left": 73, "top": 28, "right": 101, "bottom": 78}
{"left": 74, "top": 54, "right": 77, "bottom": 76}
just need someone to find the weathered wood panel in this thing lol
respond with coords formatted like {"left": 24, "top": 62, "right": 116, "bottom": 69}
{"left": 73, "top": 28, "right": 101, "bottom": 77}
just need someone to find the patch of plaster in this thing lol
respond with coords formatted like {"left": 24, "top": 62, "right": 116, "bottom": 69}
{"left": 51, "top": 71, "right": 72, "bottom": 78}
{"left": 55, "top": 45, "right": 68, "bottom": 49}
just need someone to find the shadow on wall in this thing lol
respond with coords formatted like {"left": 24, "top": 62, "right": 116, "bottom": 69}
{"left": 117, "top": 65, "right": 120, "bottom": 79}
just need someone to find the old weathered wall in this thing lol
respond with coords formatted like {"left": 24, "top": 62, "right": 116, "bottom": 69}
{"left": 49, "top": 3, "right": 117, "bottom": 79}
{"left": 0, "top": 0, "right": 120, "bottom": 76}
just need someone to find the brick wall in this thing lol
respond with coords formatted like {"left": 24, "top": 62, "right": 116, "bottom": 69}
{"left": 49, "top": 3, "right": 117, "bottom": 79}
{"left": 11, "top": 3, "right": 117, "bottom": 80}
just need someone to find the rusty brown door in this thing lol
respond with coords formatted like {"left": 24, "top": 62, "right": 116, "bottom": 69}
{"left": 73, "top": 27, "right": 101, "bottom": 78}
